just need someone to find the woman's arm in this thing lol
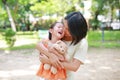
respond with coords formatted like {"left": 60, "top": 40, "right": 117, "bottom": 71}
{"left": 39, "top": 54, "right": 51, "bottom": 64}
{"left": 61, "top": 58, "right": 82, "bottom": 72}
{"left": 39, "top": 55, "right": 82, "bottom": 72}
{"left": 62, "top": 38, "right": 88, "bottom": 72}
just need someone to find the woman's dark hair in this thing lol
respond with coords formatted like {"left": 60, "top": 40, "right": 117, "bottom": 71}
{"left": 48, "top": 22, "right": 61, "bottom": 40}
{"left": 64, "top": 11, "right": 88, "bottom": 45}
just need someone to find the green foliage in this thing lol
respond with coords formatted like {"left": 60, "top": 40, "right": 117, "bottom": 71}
{"left": 0, "top": 4, "right": 9, "bottom": 28}
{"left": 0, "top": 0, "right": 83, "bottom": 31}
{"left": 90, "top": 0, "right": 120, "bottom": 24}
{"left": 66, "top": 6, "right": 76, "bottom": 14}
{"left": 30, "top": 0, "right": 80, "bottom": 16}
{"left": 38, "top": 19, "right": 57, "bottom": 30}
{"left": 89, "top": 19, "right": 101, "bottom": 30}
{"left": 4, "top": 28, "right": 16, "bottom": 48}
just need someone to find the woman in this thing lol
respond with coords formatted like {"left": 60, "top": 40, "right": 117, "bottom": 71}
{"left": 36, "top": 11, "right": 88, "bottom": 80}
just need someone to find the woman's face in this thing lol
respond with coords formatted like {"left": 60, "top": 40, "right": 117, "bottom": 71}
{"left": 50, "top": 22, "right": 65, "bottom": 39}
{"left": 63, "top": 20, "right": 72, "bottom": 41}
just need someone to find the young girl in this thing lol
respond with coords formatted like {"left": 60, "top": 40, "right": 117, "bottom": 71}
{"left": 36, "top": 22, "right": 67, "bottom": 80}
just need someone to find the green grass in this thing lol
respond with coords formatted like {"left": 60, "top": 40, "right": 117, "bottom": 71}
{"left": 0, "top": 30, "right": 120, "bottom": 51}
{"left": 0, "top": 31, "right": 40, "bottom": 40}
{"left": 88, "top": 30, "right": 120, "bottom": 48}
{"left": 0, "top": 44, "right": 36, "bottom": 51}
{"left": 0, "top": 31, "right": 39, "bottom": 51}
{"left": 88, "top": 41, "right": 120, "bottom": 48}
{"left": 87, "top": 30, "right": 120, "bottom": 41}
{"left": 16, "top": 31, "right": 39, "bottom": 39}
{"left": 10, "top": 44, "right": 36, "bottom": 50}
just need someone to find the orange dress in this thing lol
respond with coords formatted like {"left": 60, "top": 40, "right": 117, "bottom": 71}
{"left": 36, "top": 39, "right": 67, "bottom": 80}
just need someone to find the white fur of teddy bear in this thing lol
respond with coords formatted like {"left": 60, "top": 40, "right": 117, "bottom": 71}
{"left": 44, "top": 40, "right": 68, "bottom": 74}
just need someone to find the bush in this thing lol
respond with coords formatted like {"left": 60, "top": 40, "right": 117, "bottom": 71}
{"left": 4, "top": 28, "right": 16, "bottom": 48}
{"left": 89, "top": 19, "right": 101, "bottom": 30}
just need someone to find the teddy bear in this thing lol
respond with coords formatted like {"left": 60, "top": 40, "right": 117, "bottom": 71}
{"left": 43, "top": 40, "right": 68, "bottom": 74}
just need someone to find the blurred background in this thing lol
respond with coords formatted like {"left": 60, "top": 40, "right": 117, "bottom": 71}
{"left": 0, "top": 0, "right": 120, "bottom": 80}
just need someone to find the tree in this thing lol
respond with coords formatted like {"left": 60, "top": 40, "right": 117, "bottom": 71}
{"left": 90, "top": 0, "right": 120, "bottom": 30}
{"left": 0, "top": 0, "right": 35, "bottom": 31}
{"left": 0, "top": 4, "right": 8, "bottom": 29}
{"left": 1, "top": 0, "right": 16, "bottom": 31}
{"left": 29, "top": 0, "right": 82, "bottom": 29}
{"left": 105, "top": 0, "right": 120, "bottom": 22}
{"left": 0, "top": 0, "right": 85, "bottom": 31}
{"left": 30, "top": 0, "right": 80, "bottom": 16}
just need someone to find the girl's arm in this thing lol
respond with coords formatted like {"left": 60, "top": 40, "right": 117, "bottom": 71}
{"left": 36, "top": 40, "right": 64, "bottom": 59}
{"left": 36, "top": 41, "right": 63, "bottom": 68}
{"left": 36, "top": 41, "right": 50, "bottom": 57}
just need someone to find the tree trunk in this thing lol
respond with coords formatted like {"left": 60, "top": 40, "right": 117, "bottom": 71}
{"left": 5, "top": 4, "right": 16, "bottom": 32}
{"left": 108, "top": 5, "right": 113, "bottom": 23}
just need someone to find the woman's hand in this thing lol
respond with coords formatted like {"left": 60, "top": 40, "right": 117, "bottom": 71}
{"left": 39, "top": 53, "right": 64, "bottom": 69}
{"left": 49, "top": 53, "right": 64, "bottom": 69}
{"left": 39, "top": 54, "right": 50, "bottom": 64}
{"left": 48, "top": 45, "right": 65, "bottom": 61}
{"left": 38, "top": 43, "right": 64, "bottom": 69}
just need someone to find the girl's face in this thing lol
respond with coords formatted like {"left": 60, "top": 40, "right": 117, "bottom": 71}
{"left": 50, "top": 22, "right": 65, "bottom": 40}
{"left": 62, "top": 20, "right": 72, "bottom": 41}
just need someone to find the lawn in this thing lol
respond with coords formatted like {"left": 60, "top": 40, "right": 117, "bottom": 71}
{"left": 87, "top": 30, "right": 120, "bottom": 48}
{"left": 0, "top": 30, "right": 120, "bottom": 50}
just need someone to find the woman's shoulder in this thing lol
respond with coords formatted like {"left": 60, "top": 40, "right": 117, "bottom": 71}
{"left": 76, "top": 38, "right": 88, "bottom": 48}
{"left": 80, "top": 38, "right": 88, "bottom": 44}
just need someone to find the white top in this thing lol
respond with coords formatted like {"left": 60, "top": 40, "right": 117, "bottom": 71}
{"left": 64, "top": 38, "right": 88, "bottom": 80}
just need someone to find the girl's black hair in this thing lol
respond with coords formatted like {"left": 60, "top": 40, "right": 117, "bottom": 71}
{"left": 48, "top": 22, "right": 61, "bottom": 40}
{"left": 64, "top": 11, "right": 88, "bottom": 45}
